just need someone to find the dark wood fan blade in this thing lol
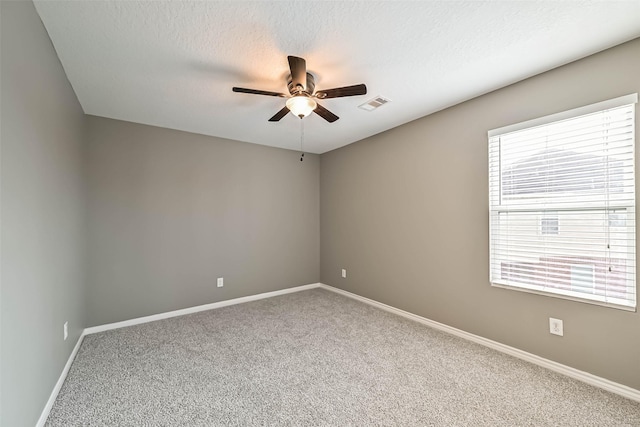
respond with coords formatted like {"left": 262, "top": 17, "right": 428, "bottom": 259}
{"left": 314, "top": 103, "right": 339, "bottom": 123}
{"left": 268, "top": 106, "right": 290, "bottom": 122}
{"left": 315, "top": 84, "right": 367, "bottom": 99}
{"left": 287, "top": 56, "right": 307, "bottom": 91}
{"left": 233, "top": 87, "right": 287, "bottom": 97}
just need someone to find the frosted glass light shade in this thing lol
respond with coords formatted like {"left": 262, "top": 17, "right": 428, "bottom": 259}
{"left": 286, "top": 95, "right": 317, "bottom": 118}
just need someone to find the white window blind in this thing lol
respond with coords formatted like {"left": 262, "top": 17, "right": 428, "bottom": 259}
{"left": 489, "top": 95, "right": 637, "bottom": 310}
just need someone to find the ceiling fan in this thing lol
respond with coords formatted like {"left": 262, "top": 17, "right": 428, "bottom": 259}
{"left": 232, "top": 55, "right": 367, "bottom": 123}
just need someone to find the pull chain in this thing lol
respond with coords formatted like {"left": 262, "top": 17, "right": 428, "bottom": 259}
{"left": 300, "top": 117, "right": 305, "bottom": 161}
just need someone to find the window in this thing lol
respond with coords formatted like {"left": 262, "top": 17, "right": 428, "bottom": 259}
{"left": 570, "top": 264, "right": 595, "bottom": 294}
{"left": 540, "top": 212, "right": 559, "bottom": 235}
{"left": 609, "top": 212, "right": 626, "bottom": 228}
{"left": 489, "top": 94, "right": 637, "bottom": 310}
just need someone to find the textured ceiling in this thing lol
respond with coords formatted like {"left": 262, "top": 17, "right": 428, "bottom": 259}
{"left": 34, "top": 1, "right": 640, "bottom": 154}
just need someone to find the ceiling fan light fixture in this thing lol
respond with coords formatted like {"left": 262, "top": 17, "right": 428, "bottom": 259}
{"left": 286, "top": 95, "right": 317, "bottom": 118}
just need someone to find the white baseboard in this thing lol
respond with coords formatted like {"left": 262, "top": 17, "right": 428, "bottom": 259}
{"left": 319, "top": 283, "right": 640, "bottom": 403}
{"left": 84, "top": 283, "right": 322, "bottom": 335}
{"left": 36, "top": 332, "right": 85, "bottom": 427}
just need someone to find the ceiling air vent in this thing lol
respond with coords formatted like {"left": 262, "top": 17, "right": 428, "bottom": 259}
{"left": 358, "top": 96, "right": 390, "bottom": 111}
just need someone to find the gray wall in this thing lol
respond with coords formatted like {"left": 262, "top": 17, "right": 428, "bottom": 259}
{"left": 320, "top": 38, "right": 640, "bottom": 390}
{"left": 85, "top": 116, "right": 320, "bottom": 326}
{"left": 1, "top": 2, "right": 87, "bottom": 426}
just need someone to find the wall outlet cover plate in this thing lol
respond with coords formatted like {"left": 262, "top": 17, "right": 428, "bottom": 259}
{"left": 549, "top": 317, "right": 564, "bottom": 336}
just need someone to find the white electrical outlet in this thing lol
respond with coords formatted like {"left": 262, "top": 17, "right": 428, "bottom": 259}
{"left": 549, "top": 318, "right": 563, "bottom": 336}
{"left": 341, "top": 269, "right": 347, "bottom": 278}
{"left": 63, "top": 321, "right": 68, "bottom": 341}
{"left": 217, "top": 277, "right": 224, "bottom": 288}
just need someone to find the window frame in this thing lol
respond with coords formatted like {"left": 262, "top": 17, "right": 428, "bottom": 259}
{"left": 488, "top": 94, "right": 638, "bottom": 311}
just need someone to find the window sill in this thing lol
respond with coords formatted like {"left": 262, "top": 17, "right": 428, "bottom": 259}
{"left": 490, "top": 281, "right": 636, "bottom": 312}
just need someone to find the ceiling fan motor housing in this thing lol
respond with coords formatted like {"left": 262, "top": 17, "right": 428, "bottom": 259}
{"left": 288, "top": 73, "right": 315, "bottom": 96}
